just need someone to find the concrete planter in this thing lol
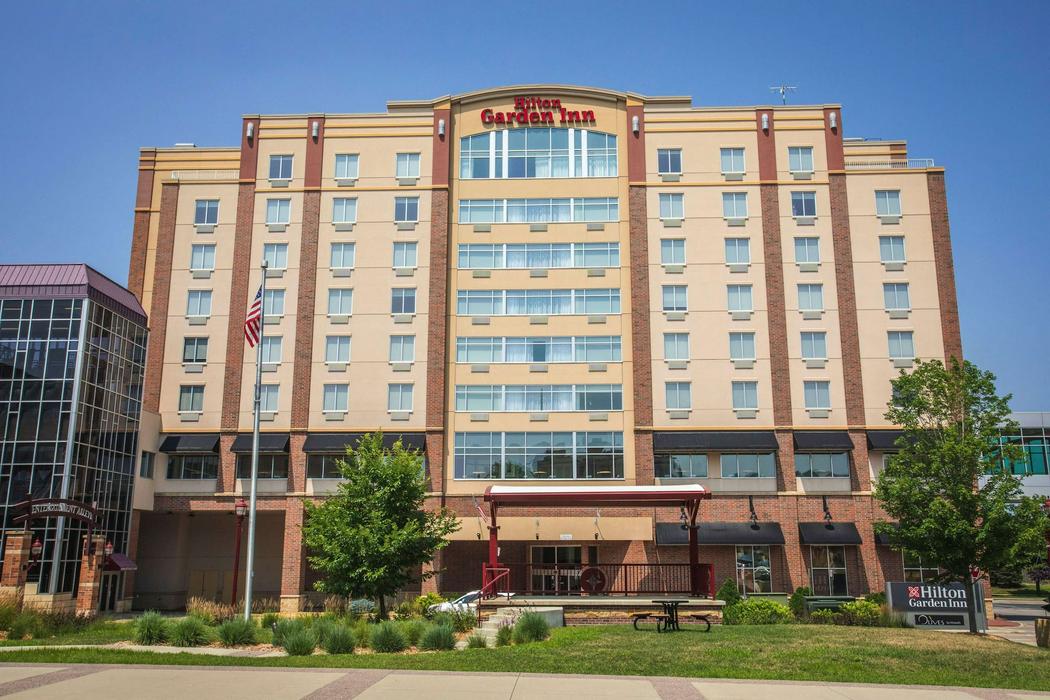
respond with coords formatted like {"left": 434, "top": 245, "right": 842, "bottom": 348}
{"left": 1036, "top": 618, "right": 1049, "bottom": 648}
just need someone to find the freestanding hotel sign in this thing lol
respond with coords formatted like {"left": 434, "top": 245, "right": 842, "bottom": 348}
{"left": 885, "top": 581, "right": 986, "bottom": 630}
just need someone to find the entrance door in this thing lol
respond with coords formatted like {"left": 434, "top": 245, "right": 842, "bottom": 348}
{"left": 810, "top": 546, "right": 848, "bottom": 596}
{"left": 98, "top": 572, "right": 120, "bottom": 612}
{"left": 530, "top": 546, "right": 582, "bottom": 594}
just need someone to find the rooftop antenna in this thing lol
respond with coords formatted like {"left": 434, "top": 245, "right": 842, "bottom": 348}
{"left": 769, "top": 84, "right": 798, "bottom": 105}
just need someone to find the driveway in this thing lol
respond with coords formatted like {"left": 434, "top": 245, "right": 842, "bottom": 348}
{"left": 991, "top": 597, "right": 1049, "bottom": 647}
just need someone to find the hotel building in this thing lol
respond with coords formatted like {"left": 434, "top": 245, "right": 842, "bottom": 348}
{"left": 126, "top": 85, "right": 962, "bottom": 611}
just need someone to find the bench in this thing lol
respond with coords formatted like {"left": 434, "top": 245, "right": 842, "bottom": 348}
{"left": 687, "top": 613, "right": 712, "bottom": 632}
{"left": 630, "top": 612, "right": 671, "bottom": 632}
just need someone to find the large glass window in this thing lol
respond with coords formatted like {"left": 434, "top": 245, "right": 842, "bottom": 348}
{"left": 800, "top": 331, "right": 827, "bottom": 360}
{"left": 260, "top": 336, "right": 282, "bottom": 364}
{"left": 454, "top": 432, "right": 624, "bottom": 480}
{"left": 456, "top": 289, "right": 619, "bottom": 316}
{"left": 307, "top": 454, "right": 344, "bottom": 479}
{"left": 811, "top": 546, "right": 848, "bottom": 596}
{"left": 729, "top": 332, "right": 756, "bottom": 360}
{"left": 458, "top": 198, "right": 618, "bottom": 223}
{"left": 804, "top": 380, "right": 831, "bottom": 410}
{"left": 661, "top": 239, "right": 685, "bottom": 265}
{"left": 393, "top": 242, "right": 417, "bottom": 269}
{"left": 664, "top": 332, "right": 689, "bottom": 361}
{"left": 657, "top": 148, "right": 682, "bottom": 175}
{"left": 883, "top": 283, "right": 911, "bottom": 311}
{"left": 334, "top": 153, "right": 359, "bottom": 180}
{"left": 725, "top": 238, "right": 750, "bottom": 265}
{"left": 732, "top": 381, "right": 758, "bottom": 410}
{"left": 737, "top": 546, "right": 772, "bottom": 593}
{"left": 879, "top": 236, "right": 906, "bottom": 263}
{"left": 996, "top": 433, "right": 1049, "bottom": 476}
{"left": 322, "top": 384, "right": 348, "bottom": 412}
{"left": 333, "top": 197, "right": 357, "bottom": 224}
{"left": 259, "top": 384, "right": 279, "bottom": 412}
{"left": 461, "top": 128, "right": 617, "bottom": 179}
{"left": 166, "top": 454, "right": 219, "bottom": 479}
{"left": 659, "top": 193, "right": 684, "bottom": 220}
{"left": 330, "top": 242, "right": 356, "bottom": 270}
{"left": 454, "top": 336, "right": 620, "bottom": 363}
{"left": 455, "top": 385, "right": 622, "bottom": 413}
{"left": 875, "top": 190, "right": 902, "bottom": 217}
{"left": 194, "top": 199, "right": 219, "bottom": 225}
{"left": 795, "top": 452, "right": 850, "bottom": 478}
{"left": 788, "top": 146, "right": 814, "bottom": 174}
{"left": 236, "top": 453, "right": 288, "bottom": 479}
{"left": 263, "top": 289, "right": 285, "bottom": 317}
{"left": 269, "top": 154, "right": 292, "bottom": 180}
{"left": 721, "top": 453, "right": 775, "bottom": 478}
{"left": 727, "top": 285, "right": 753, "bottom": 312}
{"left": 391, "top": 288, "right": 416, "bottom": 315}
{"left": 325, "top": 335, "right": 351, "bottom": 363}
{"left": 662, "top": 285, "right": 687, "bottom": 312}
{"left": 720, "top": 148, "right": 745, "bottom": 175}
{"left": 388, "top": 383, "right": 414, "bottom": 411}
{"left": 722, "top": 192, "right": 748, "bottom": 219}
{"left": 389, "top": 335, "right": 415, "bottom": 362}
{"left": 791, "top": 192, "right": 817, "bottom": 217}
{"left": 655, "top": 454, "right": 707, "bottom": 478}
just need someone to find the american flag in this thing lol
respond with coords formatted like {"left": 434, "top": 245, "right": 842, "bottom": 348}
{"left": 244, "top": 286, "right": 263, "bottom": 347}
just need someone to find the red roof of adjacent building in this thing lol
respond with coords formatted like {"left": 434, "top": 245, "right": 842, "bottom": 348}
{"left": 0, "top": 264, "right": 147, "bottom": 325}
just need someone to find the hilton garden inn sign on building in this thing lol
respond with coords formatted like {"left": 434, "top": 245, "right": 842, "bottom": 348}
{"left": 109, "top": 84, "right": 965, "bottom": 613}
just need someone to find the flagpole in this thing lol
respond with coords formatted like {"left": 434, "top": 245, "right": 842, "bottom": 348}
{"left": 243, "top": 260, "right": 267, "bottom": 621}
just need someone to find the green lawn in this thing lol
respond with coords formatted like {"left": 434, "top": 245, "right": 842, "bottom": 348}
{"left": 0, "top": 625, "right": 1047, "bottom": 691}
{"left": 992, "top": 583, "right": 1048, "bottom": 598}
{"left": 0, "top": 621, "right": 132, "bottom": 647}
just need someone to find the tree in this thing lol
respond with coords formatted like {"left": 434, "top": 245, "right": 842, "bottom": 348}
{"left": 874, "top": 358, "right": 1049, "bottom": 634}
{"left": 302, "top": 432, "right": 459, "bottom": 618}
{"left": 1029, "top": 565, "right": 1050, "bottom": 593}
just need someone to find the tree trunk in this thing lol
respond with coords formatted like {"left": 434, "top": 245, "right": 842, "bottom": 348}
{"left": 964, "top": 573, "right": 979, "bottom": 634}
{"left": 378, "top": 594, "right": 387, "bottom": 619}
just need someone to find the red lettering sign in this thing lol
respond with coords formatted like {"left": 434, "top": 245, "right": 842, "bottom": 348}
{"left": 481, "top": 97, "right": 596, "bottom": 126}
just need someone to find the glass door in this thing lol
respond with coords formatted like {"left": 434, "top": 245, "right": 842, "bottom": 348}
{"left": 530, "top": 545, "right": 582, "bottom": 594}
{"left": 810, "top": 546, "right": 848, "bottom": 596}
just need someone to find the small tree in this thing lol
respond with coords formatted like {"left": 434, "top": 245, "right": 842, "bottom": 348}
{"left": 302, "top": 432, "right": 459, "bottom": 618}
{"left": 874, "top": 359, "right": 1049, "bottom": 634}
{"left": 1029, "top": 565, "right": 1050, "bottom": 593}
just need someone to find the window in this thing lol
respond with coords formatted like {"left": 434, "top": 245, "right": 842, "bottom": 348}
{"left": 236, "top": 453, "right": 289, "bottom": 480}
{"left": 459, "top": 244, "right": 501, "bottom": 269}
{"left": 660, "top": 239, "right": 685, "bottom": 265}
{"left": 391, "top": 288, "right": 416, "bottom": 314}
{"left": 903, "top": 552, "right": 940, "bottom": 583}
{"left": 325, "top": 335, "right": 351, "bottom": 363}
{"left": 996, "top": 434, "right": 1050, "bottom": 476}
{"left": 461, "top": 133, "right": 494, "bottom": 179}
{"left": 307, "top": 454, "right": 344, "bottom": 479}
{"left": 575, "top": 384, "right": 623, "bottom": 411}
{"left": 266, "top": 198, "right": 290, "bottom": 225}
{"left": 456, "top": 385, "right": 503, "bottom": 412}
{"left": 388, "top": 383, "right": 414, "bottom": 412}
{"left": 259, "top": 384, "right": 279, "bottom": 412}
{"left": 720, "top": 148, "right": 745, "bottom": 175}
{"left": 574, "top": 289, "right": 620, "bottom": 314}
{"left": 454, "top": 431, "right": 624, "bottom": 480}
{"left": 798, "top": 284, "right": 824, "bottom": 312}
{"left": 737, "top": 546, "right": 772, "bottom": 593}
{"left": 393, "top": 242, "right": 418, "bottom": 269}
{"left": 459, "top": 128, "right": 618, "bottom": 180}
{"left": 322, "top": 384, "right": 349, "bottom": 412}
{"left": 457, "top": 290, "right": 503, "bottom": 316}
{"left": 178, "top": 385, "right": 204, "bottom": 412}
{"left": 788, "top": 146, "right": 814, "bottom": 173}
{"left": 811, "top": 546, "right": 848, "bottom": 596}
{"left": 883, "top": 283, "right": 911, "bottom": 311}
{"left": 879, "top": 236, "right": 906, "bottom": 263}
{"left": 804, "top": 380, "right": 831, "bottom": 410}
{"left": 396, "top": 153, "right": 420, "bottom": 179}
{"left": 888, "top": 331, "right": 915, "bottom": 359}
{"left": 721, "top": 453, "right": 775, "bottom": 478}
{"left": 794, "top": 237, "right": 820, "bottom": 264}
{"left": 664, "top": 333, "right": 689, "bottom": 361}
{"left": 727, "top": 285, "right": 753, "bottom": 312}
{"left": 330, "top": 242, "right": 356, "bottom": 270}
{"left": 182, "top": 337, "right": 208, "bottom": 364}
{"left": 389, "top": 335, "right": 415, "bottom": 362}
{"left": 186, "top": 290, "right": 212, "bottom": 318}
{"left": 875, "top": 190, "right": 902, "bottom": 217}
{"left": 574, "top": 242, "right": 619, "bottom": 268}
{"left": 800, "top": 332, "right": 827, "bottom": 360}
{"left": 260, "top": 336, "right": 282, "bottom": 364}
{"left": 655, "top": 454, "right": 708, "bottom": 478}
{"left": 394, "top": 196, "right": 419, "bottom": 222}
{"left": 732, "top": 381, "right": 758, "bottom": 410}
{"left": 166, "top": 454, "right": 219, "bottom": 480}
{"left": 662, "top": 285, "right": 687, "bottom": 312}
{"left": 269, "top": 154, "right": 293, "bottom": 180}
{"left": 725, "top": 238, "right": 750, "bottom": 265}
{"left": 459, "top": 197, "right": 618, "bottom": 223}
{"left": 575, "top": 336, "right": 621, "bottom": 362}
{"left": 328, "top": 289, "right": 353, "bottom": 316}
{"left": 263, "top": 243, "right": 288, "bottom": 270}
{"left": 795, "top": 452, "right": 850, "bottom": 478}
{"left": 334, "top": 153, "right": 359, "bottom": 180}
{"left": 665, "top": 382, "right": 691, "bottom": 410}
{"left": 332, "top": 197, "right": 357, "bottom": 224}
{"left": 505, "top": 337, "right": 570, "bottom": 363}
{"left": 791, "top": 192, "right": 816, "bottom": 217}
{"left": 657, "top": 148, "right": 682, "bottom": 174}
{"left": 194, "top": 200, "right": 219, "bottom": 226}
{"left": 456, "top": 289, "right": 619, "bottom": 316}
{"left": 263, "top": 289, "right": 285, "bottom": 317}
{"left": 659, "top": 193, "right": 684, "bottom": 220}
{"left": 455, "top": 385, "right": 623, "bottom": 413}
{"left": 139, "top": 451, "right": 155, "bottom": 479}
{"left": 729, "top": 332, "right": 756, "bottom": 360}
{"left": 457, "top": 337, "right": 502, "bottom": 363}
{"left": 722, "top": 192, "right": 748, "bottom": 219}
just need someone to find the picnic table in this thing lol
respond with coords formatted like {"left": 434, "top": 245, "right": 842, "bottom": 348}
{"left": 654, "top": 598, "right": 688, "bottom": 631}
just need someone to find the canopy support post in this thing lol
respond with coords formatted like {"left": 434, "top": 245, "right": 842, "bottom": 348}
{"left": 687, "top": 499, "right": 701, "bottom": 596}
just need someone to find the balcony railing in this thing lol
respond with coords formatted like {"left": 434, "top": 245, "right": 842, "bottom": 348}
{"left": 844, "top": 159, "right": 934, "bottom": 171}
{"left": 486, "top": 562, "right": 712, "bottom": 596}
{"left": 170, "top": 169, "right": 240, "bottom": 181}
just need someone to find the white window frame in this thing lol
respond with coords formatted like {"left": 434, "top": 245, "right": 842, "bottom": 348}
{"left": 396, "top": 152, "right": 421, "bottom": 179}
{"left": 732, "top": 381, "right": 759, "bottom": 410}
{"left": 259, "top": 384, "right": 280, "bottom": 413}
{"left": 330, "top": 242, "right": 356, "bottom": 270}
{"left": 722, "top": 192, "right": 748, "bottom": 220}
{"left": 788, "top": 146, "right": 814, "bottom": 174}
{"left": 657, "top": 148, "right": 682, "bottom": 175}
{"left": 393, "top": 241, "right": 418, "bottom": 269}
{"left": 325, "top": 335, "right": 351, "bottom": 364}
{"left": 391, "top": 288, "right": 416, "bottom": 315}
{"left": 883, "top": 283, "right": 911, "bottom": 311}
{"left": 879, "top": 236, "right": 906, "bottom": 264}
{"left": 394, "top": 196, "right": 419, "bottom": 223}
{"left": 875, "top": 190, "right": 902, "bottom": 217}
{"left": 720, "top": 147, "right": 745, "bottom": 175}
{"left": 332, "top": 197, "right": 358, "bottom": 224}
{"left": 794, "top": 237, "right": 820, "bottom": 264}
{"left": 798, "top": 284, "right": 824, "bottom": 312}
{"left": 729, "top": 332, "right": 756, "bottom": 361}
{"left": 334, "top": 153, "right": 359, "bottom": 180}
{"left": 260, "top": 336, "right": 283, "bottom": 364}
{"left": 724, "top": 238, "right": 750, "bottom": 265}
{"left": 186, "top": 290, "right": 212, "bottom": 318}
{"left": 262, "top": 289, "right": 285, "bottom": 318}
{"left": 665, "top": 381, "right": 691, "bottom": 410}
{"left": 269, "top": 154, "right": 293, "bottom": 181}
{"left": 266, "top": 198, "right": 291, "bottom": 225}
{"left": 664, "top": 332, "right": 689, "bottom": 361}
{"left": 194, "top": 199, "right": 219, "bottom": 226}
{"left": 888, "top": 330, "right": 915, "bottom": 360}
{"left": 189, "top": 244, "right": 215, "bottom": 272}
{"left": 804, "top": 380, "right": 832, "bottom": 410}
{"left": 727, "top": 284, "right": 753, "bottom": 313}
{"left": 389, "top": 335, "right": 416, "bottom": 363}
{"left": 388, "top": 383, "right": 414, "bottom": 412}
{"left": 660, "top": 239, "right": 685, "bottom": 265}
{"left": 659, "top": 193, "right": 684, "bottom": 220}
{"left": 263, "top": 242, "right": 288, "bottom": 270}
{"left": 328, "top": 289, "right": 354, "bottom": 316}
{"left": 800, "top": 332, "right": 828, "bottom": 361}
{"left": 661, "top": 285, "right": 688, "bottom": 312}
{"left": 322, "top": 384, "right": 349, "bottom": 413}
{"left": 178, "top": 385, "right": 205, "bottom": 413}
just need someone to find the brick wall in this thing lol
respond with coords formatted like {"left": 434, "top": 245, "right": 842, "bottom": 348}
{"left": 143, "top": 182, "right": 178, "bottom": 414}
{"left": 927, "top": 171, "right": 963, "bottom": 362}
{"left": 127, "top": 149, "right": 156, "bottom": 300}
{"left": 759, "top": 184, "right": 792, "bottom": 425}
{"left": 829, "top": 173, "right": 866, "bottom": 424}
{"left": 220, "top": 182, "right": 257, "bottom": 432}
{"left": 291, "top": 190, "right": 320, "bottom": 430}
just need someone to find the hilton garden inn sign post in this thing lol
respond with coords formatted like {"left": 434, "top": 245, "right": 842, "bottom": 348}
{"left": 885, "top": 582, "right": 987, "bottom": 631}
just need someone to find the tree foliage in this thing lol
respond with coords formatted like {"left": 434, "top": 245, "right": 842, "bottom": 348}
{"left": 874, "top": 358, "right": 1049, "bottom": 632}
{"left": 302, "top": 433, "right": 460, "bottom": 617}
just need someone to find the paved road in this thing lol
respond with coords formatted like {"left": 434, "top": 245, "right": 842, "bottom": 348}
{"left": 992, "top": 598, "right": 1049, "bottom": 647}
{"left": 0, "top": 665, "right": 1046, "bottom": 699}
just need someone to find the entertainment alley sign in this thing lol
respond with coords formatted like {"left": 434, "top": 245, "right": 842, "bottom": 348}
{"left": 481, "top": 97, "right": 597, "bottom": 126}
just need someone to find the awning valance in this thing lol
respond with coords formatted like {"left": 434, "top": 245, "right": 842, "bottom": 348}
{"left": 794, "top": 431, "right": 854, "bottom": 451}
{"left": 105, "top": 553, "right": 137, "bottom": 572}
{"left": 485, "top": 483, "right": 709, "bottom": 507}
{"left": 867, "top": 430, "right": 905, "bottom": 451}
{"left": 230, "top": 433, "right": 290, "bottom": 453}
{"left": 874, "top": 523, "right": 899, "bottom": 546}
{"left": 302, "top": 432, "right": 426, "bottom": 454}
{"left": 656, "top": 521, "right": 785, "bottom": 546}
{"left": 653, "top": 431, "right": 778, "bottom": 452}
{"left": 158, "top": 434, "right": 220, "bottom": 454}
{"left": 799, "top": 522, "right": 863, "bottom": 545}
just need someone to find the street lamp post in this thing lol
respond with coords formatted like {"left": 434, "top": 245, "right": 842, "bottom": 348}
{"left": 28, "top": 537, "right": 43, "bottom": 574}
{"left": 1042, "top": 498, "right": 1050, "bottom": 565}
{"left": 231, "top": 498, "right": 248, "bottom": 605}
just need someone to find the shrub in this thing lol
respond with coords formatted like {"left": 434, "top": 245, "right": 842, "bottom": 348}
{"left": 512, "top": 612, "right": 550, "bottom": 644}
{"left": 715, "top": 578, "right": 742, "bottom": 606}
{"left": 419, "top": 624, "right": 456, "bottom": 651}
{"left": 133, "top": 611, "right": 169, "bottom": 645}
{"left": 281, "top": 628, "right": 317, "bottom": 656}
{"left": 878, "top": 609, "right": 911, "bottom": 628}
{"left": 350, "top": 616, "right": 372, "bottom": 648}
{"left": 809, "top": 609, "right": 838, "bottom": 625}
{"left": 250, "top": 597, "right": 280, "bottom": 614}
{"left": 466, "top": 634, "right": 488, "bottom": 649}
{"left": 260, "top": 612, "right": 279, "bottom": 631}
{"left": 217, "top": 618, "right": 257, "bottom": 647}
{"left": 0, "top": 596, "right": 20, "bottom": 631}
{"left": 186, "top": 597, "right": 235, "bottom": 625}
{"left": 323, "top": 595, "right": 347, "bottom": 615}
{"left": 312, "top": 618, "right": 339, "bottom": 647}
{"left": 272, "top": 618, "right": 307, "bottom": 648}
{"left": 171, "top": 617, "right": 210, "bottom": 647}
{"left": 349, "top": 599, "right": 376, "bottom": 617}
{"left": 392, "top": 601, "right": 416, "bottom": 620}
{"left": 495, "top": 623, "right": 513, "bottom": 647}
{"left": 838, "top": 600, "right": 881, "bottom": 627}
{"left": 322, "top": 625, "right": 356, "bottom": 654}
{"left": 370, "top": 621, "right": 408, "bottom": 653}
{"left": 8, "top": 611, "right": 46, "bottom": 641}
{"left": 432, "top": 609, "right": 476, "bottom": 633}
{"left": 398, "top": 619, "right": 427, "bottom": 646}
{"left": 789, "top": 586, "right": 812, "bottom": 618}
{"left": 722, "top": 598, "right": 793, "bottom": 625}
{"left": 415, "top": 592, "right": 445, "bottom": 618}
{"left": 863, "top": 591, "right": 887, "bottom": 606}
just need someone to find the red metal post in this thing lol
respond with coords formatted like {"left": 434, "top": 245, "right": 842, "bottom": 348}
{"left": 688, "top": 500, "right": 700, "bottom": 596}
{"left": 487, "top": 503, "right": 499, "bottom": 569}
{"left": 231, "top": 513, "right": 244, "bottom": 605}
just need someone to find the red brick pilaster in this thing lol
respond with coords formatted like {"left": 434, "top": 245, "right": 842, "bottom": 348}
{"left": 280, "top": 498, "right": 306, "bottom": 613}
{"left": 927, "top": 171, "right": 963, "bottom": 363}
{"left": 759, "top": 184, "right": 792, "bottom": 426}
{"left": 291, "top": 190, "right": 320, "bottom": 430}
{"left": 628, "top": 185, "right": 653, "bottom": 432}
{"left": 775, "top": 430, "right": 797, "bottom": 492}
{"left": 216, "top": 433, "right": 237, "bottom": 494}
{"left": 425, "top": 182, "right": 450, "bottom": 496}
{"left": 849, "top": 429, "right": 872, "bottom": 492}
{"left": 0, "top": 531, "right": 33, "bottom": 588}
{"left": 421, "top": 549, "right": 443, "bottom": 594}
{"left": 289, "top": 432, "right": 307, "bottom": 493}
{"left": 143, "top": 182, "right": 179, "bottom": 415}
{"left": 75, "top": 535, "right": 106, "bottom": 616}
{"left": 829, "top": 173, "right": 866, "bottom": 425}
{"left": 425, "top": 429, "right": 446, "bottom": 495}
{"left": 128, "top": 149, "right": 156, "bottom": 300}
{"left": 221, "top": 181, "right": 257, "bottom": 432}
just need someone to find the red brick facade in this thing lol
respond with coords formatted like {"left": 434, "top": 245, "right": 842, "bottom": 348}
{"left": 927, "top": 171, "right": 963, "bottom": 362}
{"left": 142, "top": 182, "right": 178, "bottom": 415}
{"left": 127, "top": 149, "right": 156, "bottom": 300}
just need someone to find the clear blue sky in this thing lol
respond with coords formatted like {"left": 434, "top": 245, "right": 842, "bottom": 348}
{"left": 1, "top": 1, "right": 1046, "bottom": 409}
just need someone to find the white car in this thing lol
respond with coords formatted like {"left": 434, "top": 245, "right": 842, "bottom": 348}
{"left": 428, "top": 590, "right": 514, "bottom": 614}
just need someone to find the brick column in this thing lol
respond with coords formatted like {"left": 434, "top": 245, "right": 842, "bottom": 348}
{"left": 0, "top": 531, "right": 33, "bottom": 588}
{"left": 775, "top": 429, "right": 797, "bottom": 492}
{"left": 425, "top": 184, "right": 450, "bottom": 497}
{"left": 75, "top": 535, "right": 106, "bottom": 616}
{"left": 280, "top": 498, "right": 306, "bottom": 613}
{"left": 289, "top": 432, "right": 308, "bottom": 493}
{"left": 628, "top": 184, "right": 654, "bottom": 485}
{"left": 829, "top": 174, "right": 866, "bottom": 425}
{"left": 849, "top": 429, "right": 872, "bottom": 492}
{"left": 127, "top": 149, "right": 156, "bottom": 300}
{"left": 926, "top": 170, "right": 963, "bottom": 363}
{"left": 420, "top": 549, "right": 443, "bottom": 594}
{"left": 142, "top": 182, "right": 179, "bottom": 415}
{"left": 216, "top": 433, "right": 237, "bottom": 494}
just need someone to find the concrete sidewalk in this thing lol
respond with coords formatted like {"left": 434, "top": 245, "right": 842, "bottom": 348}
{"left": 0, "top": 664, "right": 1045, "bottom": 700}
